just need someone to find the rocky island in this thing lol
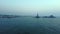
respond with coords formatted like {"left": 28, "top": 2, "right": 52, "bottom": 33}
{"left": 35, "top": 13, "right": 56, "bottom": 18}
{"left": 43, "top": 15, "right": 56, "bottom": 18}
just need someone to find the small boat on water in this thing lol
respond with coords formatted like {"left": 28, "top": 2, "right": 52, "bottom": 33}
{"left": 35, "top": 13, "right": 40, "bottom": 18}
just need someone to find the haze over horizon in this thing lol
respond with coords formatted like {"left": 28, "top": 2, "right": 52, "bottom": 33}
{"left": 0, "top": 0, "right": 60, "bottom": 16}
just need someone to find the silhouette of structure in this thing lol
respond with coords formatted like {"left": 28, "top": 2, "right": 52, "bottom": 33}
{"left": 35, "top": 13, "right": 40, "bottom": 18}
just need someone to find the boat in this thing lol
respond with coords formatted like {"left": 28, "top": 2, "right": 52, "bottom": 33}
{"left": 35, "top": 13, "right": 40, "bottom": 18}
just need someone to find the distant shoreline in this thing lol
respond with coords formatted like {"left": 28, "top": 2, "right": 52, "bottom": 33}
{"left": 0, "top": 15, "right": 20, "bottom": 18}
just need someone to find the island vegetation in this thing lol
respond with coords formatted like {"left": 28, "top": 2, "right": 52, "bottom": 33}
{"left": 42, "top": 15, "right": 56, "bottom": 18}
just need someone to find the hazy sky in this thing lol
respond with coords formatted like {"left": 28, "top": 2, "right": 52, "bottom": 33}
{"left": 0, "top": 0, "right": 60, "bottom": 16}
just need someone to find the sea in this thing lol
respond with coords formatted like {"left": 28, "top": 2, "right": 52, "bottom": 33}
{"left": 0, "top": 17, "right": 60, "bottom": 34}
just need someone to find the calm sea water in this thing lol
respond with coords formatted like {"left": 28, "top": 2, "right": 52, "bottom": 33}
{"left": 0, "top": 17, "right": 60, "bottom": 34}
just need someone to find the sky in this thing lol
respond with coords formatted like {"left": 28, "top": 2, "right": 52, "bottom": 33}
{"left": 0, "top": 0, "right": 60, "bottom": 16}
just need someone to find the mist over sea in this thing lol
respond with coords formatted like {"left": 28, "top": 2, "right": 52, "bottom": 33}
{"left": 0, "top": 17, "right": 60, "bottom": 34}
